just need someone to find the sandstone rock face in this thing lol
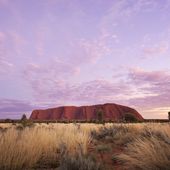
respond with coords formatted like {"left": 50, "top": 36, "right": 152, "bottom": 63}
{"left": 30, "top": 103, "right": 143, "bottom": 121}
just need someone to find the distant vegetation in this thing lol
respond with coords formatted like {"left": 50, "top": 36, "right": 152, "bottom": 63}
{"left": 124, "top": 112, "right": 138, "bottom": 122}
{"left": 0, "top": 118, "right": 169, "bottom": 124}
{"left": 96, "top": 109, "right": 105, "bottom": 123}
{"left": 21, "top": 114, "right": 27, "bottom": 121}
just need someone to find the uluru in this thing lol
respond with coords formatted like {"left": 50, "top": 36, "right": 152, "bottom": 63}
{"left": 30, "top": 103, "right": 143, "bottom": 121}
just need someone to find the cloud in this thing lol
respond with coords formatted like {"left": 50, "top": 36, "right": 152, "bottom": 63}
{"left": 0, "top": 31, "right": 6, "bottom": 60}
{"left": 0, "top": 30, "right": 25, "bottom": 60}
{"left": 0, "top": 0, "right": 9, "bottom": 6}
{"left": 23, "top": 61, "right": 80, "bottom": 101}
{"left": 7, "top": 62, "right": 170, "bottom": 119}
{"left": 0, "top": 98, "right": 61, "bottom": 119}
{"left": 127, "top": 68, "right": 170, "bottom": 118}
{"left": 0, "top": 31, "right": 14, "bottom": 74}
{"left": 0, "top": 60, "right": 13, "bottom": 72}
{"left": 143, "top": 45, "right": 168, "bottom": 55}
{"left": 141, "top": 107, "right": 170, "bottom": 119}
{"left": 101, "top": 0, "right": 162, "bottom": 28}
{"left": 24, "top": 60, "right": 79, "bottom": 79}
{"left": 1, "top": 0, "right": 170, "bottom": 119}
{"left": 128, "top": 68, "right": 170, "bottom": 83}
{"left": 0, "top": 99, "right": 35, "bottom": 119}
{"left": 142, "top": 42, "right": 169, "bottom": 57}
{"left": 48, "top": 79, "right": 132, "bottom": 104}
{"left": 23, "top": 60, "right": 132, "bottom": 105}
{"left": 140, "top": 30, "right": 170, "bottom": 59}
{"left": 23, "top": 60, "right": 170, "bottom": 119}
{"left": 24, "top": 64, "right": 134, "bottom": 106}
{"left": 69, "top": 35, "right": 111, "bottom": 65}
{"left": 9, "top": 31, "right": 26, "bottom": 55}
{"left": 35, "top": 26, "right": 49, "bottom": 57}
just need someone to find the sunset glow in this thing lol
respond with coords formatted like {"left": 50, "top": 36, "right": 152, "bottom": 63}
{"left": 0, "top": 0, "right": 170, "bottom": 119}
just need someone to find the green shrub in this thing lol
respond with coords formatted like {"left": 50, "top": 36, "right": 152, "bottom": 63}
{"left": 91, "top": 126, "right": 117, "bottom": 140}
{"left": 111, "top": 154, "right": 119, "bottom": 163}
{"left": 21, "top": 114, "right": 27, "bottom": 121}
{"left": 4, "top": 119, "right": 13, "bottom": 123}
{"left": 96, "top": 144, "right": 111, "bottom": 153}
{"left": 58, "top": 144, "right": 102, "bottom": 170}
{"left": 96, "top": 109, "right": 105, "bottom": 124}
{"left": 19, "top": 114, "right": 34, "bottom": 128}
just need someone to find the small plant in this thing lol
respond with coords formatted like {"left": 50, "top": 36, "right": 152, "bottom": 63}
{"left": 21, "top": 114, "right": 27, "bottom": 121}
{"left": 91, "top": 126, "right": 117, "bottom": 140}
{"left": 35, "top": 148, "right": 60, "bottom": 169}
{"left": 96, "top": 144, "right": 111, "bottom": 153}
{"left": 96, "top": 109, "right": 105, "bottom": 124}
{"left": 20, "top": 114, "right": 34, "bottom": 128}
{"left": 58, "top": 144, "right": 102, "bottom": 170}
{"left": 111, "top": 154, "right": 119, "bottom": 163}
{"left": 96, "top": 144, "right": 111, "bottom": 168}
{"left": 124, "top": 113, "right": 137, "bottom": 122}
{"left": 108, "top": 119, "right": 113, "bottom": 123}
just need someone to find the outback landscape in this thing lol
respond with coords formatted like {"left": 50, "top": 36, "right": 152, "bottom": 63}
{"left": 1, "top": 0, "right": 170, "bottom": 170}
{"left": 0, "top": 103, "right": 170, "bottom": 170}
{"left": 0, "top": 120, "right": 170, "bottom": 170}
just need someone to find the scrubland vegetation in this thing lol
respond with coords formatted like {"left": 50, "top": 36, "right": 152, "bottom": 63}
{"left": 0, "top": 122, "right": 170, "bottom": 170}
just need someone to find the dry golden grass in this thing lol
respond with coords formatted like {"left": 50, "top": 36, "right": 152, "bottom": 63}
{"left": 0, "top": 123, "right": 170, "bottom": 170}
{"left": 0, "top": 123, "right": 93, "bottom": 170}
{"left": 115, "top": 123, "right": 170, "bottom": 170}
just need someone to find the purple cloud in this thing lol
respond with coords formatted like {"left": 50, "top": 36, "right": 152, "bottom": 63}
{"left": 128, "top": 68, "right": 170, "bottom": 83}
{"left": 1, "top": 0, "right": 170, "bottom": 119}
{"left": 127, "top": 68, "right": 170, "bottom": 118}
{"left": 0, "top": 32, "right": 14, "bottom": 74}
{"left": 20, "top": 65, "right": 170, "bottom": 119}
{"left": 0, "top": 99, "right": 35, "bottom": 119}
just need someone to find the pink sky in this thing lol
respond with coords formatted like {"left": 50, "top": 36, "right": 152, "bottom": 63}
{"left": 0, "top": 0, "right": 170, "bottom": 119}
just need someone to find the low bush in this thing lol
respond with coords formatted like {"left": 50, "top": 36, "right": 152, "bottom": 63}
{"left": 58, "top": 144, "right": 103, "bottom": 170}
{"left": 124, "top": 113, "right": 138, "bottom": 122}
